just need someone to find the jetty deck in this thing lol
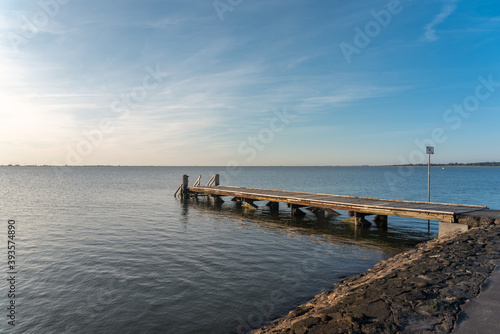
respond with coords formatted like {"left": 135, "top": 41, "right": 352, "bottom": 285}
{"left": 188, "top": 185, "right": 486, "bottom": 223}
{"left": 177, "top": 175, "right": 493, "bottom": 232}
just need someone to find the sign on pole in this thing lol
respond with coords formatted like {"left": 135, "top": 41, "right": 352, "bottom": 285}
{"left": 426, "top": 146, "right": 434, "bottom": 155}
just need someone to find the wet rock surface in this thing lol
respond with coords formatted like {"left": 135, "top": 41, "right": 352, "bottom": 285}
{"left": 457, "top": 209, "right": 500, "bottom": 227}
{"left": 253, "top": 225, "right": 500, "bottom": 334}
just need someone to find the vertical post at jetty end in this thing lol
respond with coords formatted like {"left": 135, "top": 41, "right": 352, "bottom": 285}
{"left": 214, "top": 174, "right": 220, "bottom": 186}
{"left": 182, "top": 175, "right": 189, "bottom": 199}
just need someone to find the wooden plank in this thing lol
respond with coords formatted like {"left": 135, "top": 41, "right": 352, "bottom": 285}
{"left": 205, "top": 186, "right": 487, "bottom": 209}
{"left": 187, "top": 185, "right": 486, "bottom": 223}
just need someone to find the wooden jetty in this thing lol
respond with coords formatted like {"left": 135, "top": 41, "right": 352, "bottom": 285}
{"left": 176, "top": 174, "right": 496, "bottom": 235}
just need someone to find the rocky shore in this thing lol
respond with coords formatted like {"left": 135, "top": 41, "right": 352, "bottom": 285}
{"left": 253, "top": 225, "right": 500, "bottom": 334}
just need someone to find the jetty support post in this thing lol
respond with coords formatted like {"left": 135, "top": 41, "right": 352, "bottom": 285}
{"left": 209, "top": 174, "right": 223, "bottom": 204}
{"left": 266, "top": 201, "right": 279, "bottom": 213}
{"left": 349, "top": 211, "right": 372, "bottom": 227}
{"left": 182, "top": 175, "right": 189, "bottom": 200}
{"left": 211, "top": 195, "right": 224, "bottom": 205}
{"left": 308, "top": 207, "right": 326, "bottom": 220}
{"left": 243, "top": 199, "right": 258, "bottom": 210}
{"left": 232, "top": 197, "right": 243, "bottom": 207}
{"left": 373, "top": 215, "right": 388, "bottom": 228}
{"left": 289, "top": 204, "right": 306, "bottom": 217}
{"left": 325, "top": 208, "right": 341, "bottom": 218}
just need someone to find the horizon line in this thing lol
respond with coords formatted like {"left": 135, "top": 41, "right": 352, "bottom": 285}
{"left": 1, "top": 162, "right": 499, "bottom": 168}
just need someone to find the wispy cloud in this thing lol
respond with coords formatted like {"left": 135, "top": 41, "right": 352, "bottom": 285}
{"left": 285, "top": 56, "right": 311, "bottom": 70}
{"left": 423, "top": 0, "right": 460, "bottom": 41}
{"left": 298, "top": 84, "right": 408, "bottom": 112}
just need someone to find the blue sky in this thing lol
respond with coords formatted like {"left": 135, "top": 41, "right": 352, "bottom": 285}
{"left": 1, "top": 0, "right": 499, "bottom": 166}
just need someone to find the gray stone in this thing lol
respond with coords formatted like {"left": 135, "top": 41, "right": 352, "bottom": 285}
{"left": 439, "top": 222, "right": 469, "bottom": 237}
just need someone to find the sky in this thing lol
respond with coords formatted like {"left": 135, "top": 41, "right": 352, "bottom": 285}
{"left": 0, "top": 0, "right": 499, "bottom": 166}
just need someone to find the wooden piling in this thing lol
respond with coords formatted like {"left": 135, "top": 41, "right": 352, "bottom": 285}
{"left": 290, "top": 204, "right": 306, "bottom": 217}
{"left": 182, "top": 175, "right": 189, "bottom": 199}
{"left": 211, "top": 195, "right": 224, "bottom": 205}
{"left": 246, "top": 199, "right": 258, "bottom": 208}
{"left": 373, "top": 215, "right": 388, "bottom": 228}
{"left": 243, "top": 199, "right": 258, "bottom": 210}
{"left": 308, "top": 207, "right": 327, "bottom": 220}
{"left": 325, "top": 209, "right": 341, "bottom": 216}
{"left": 352, "top": 212, "right": 372, "bottom": 227}
{"left": 266, "top": 201, "right": 279, "bottom": 212}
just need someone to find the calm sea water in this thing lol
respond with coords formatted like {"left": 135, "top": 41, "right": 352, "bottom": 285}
{"left": 0, "top": 166, "right": 498, "bottom": 333}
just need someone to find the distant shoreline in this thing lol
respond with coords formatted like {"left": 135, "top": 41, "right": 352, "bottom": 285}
{"left": 1, "top": 163, "right": 499, "bottom": 168}
{"left": 385, "top": 162, "right": 500, "bottom": 167}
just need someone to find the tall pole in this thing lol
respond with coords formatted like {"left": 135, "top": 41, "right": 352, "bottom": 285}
{"left": 428, "top": 154, "right": 430, "bottom": 232}
{"left": 428, "top": 153, "right": 430, "bottom": 202}
{"left": 426, "top": 146, "right": 434, "bottom": 233}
